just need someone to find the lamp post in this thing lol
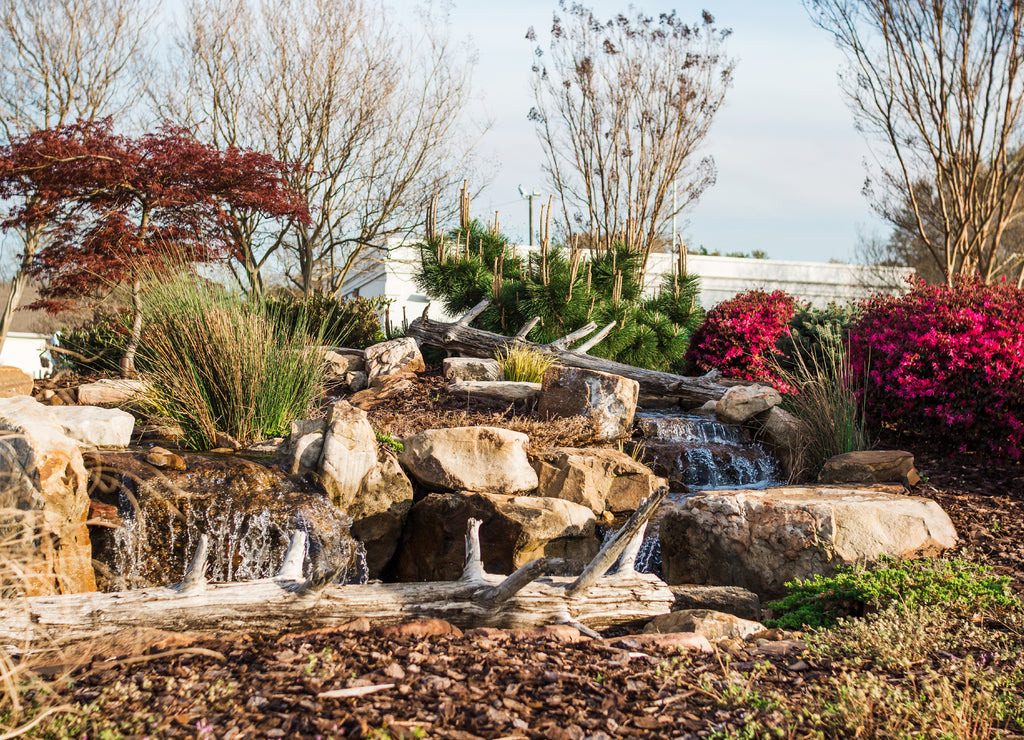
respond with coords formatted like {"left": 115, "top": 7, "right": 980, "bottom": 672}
{"left": 518, "top": 184, "right": 542, "bottom": 246}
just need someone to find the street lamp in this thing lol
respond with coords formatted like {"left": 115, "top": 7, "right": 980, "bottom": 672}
{"left": 518, "top": 184, "right": 543, "bottom": 246}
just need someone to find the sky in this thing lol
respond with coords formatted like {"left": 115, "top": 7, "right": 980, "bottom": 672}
{"left": 447, "top": 0, "right": 889, "bottom": 263}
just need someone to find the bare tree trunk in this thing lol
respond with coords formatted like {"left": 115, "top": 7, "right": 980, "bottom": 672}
{"left": 407, "top": 300, "right": 729, "bottom": 406}
{"left": 119, "top": 279, "right": 144, "bottom": 377}
{"left": 0, "top": 269, "right": 28, "bottom": 353}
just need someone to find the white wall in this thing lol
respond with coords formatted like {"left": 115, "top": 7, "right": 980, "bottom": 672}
{"left": 0, "top": 332, "right": 52, "bottom": 378}
{"left": 342, "top": 244, "right": 912, "bottom": 325}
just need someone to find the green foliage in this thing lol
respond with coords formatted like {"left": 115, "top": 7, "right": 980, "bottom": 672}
{"left": 494, "top": 342, "right": 555, "bottom": 383}
{"left": 55, "top": 311, "right": 135, "bottom": 374}
{"left": 374, "top": 429, "right": 404, "bottom": 453}
{"left": 767, "top": 557, "right": 1019, "bottom": 631}
{"left": 775, "top": 301, "right": 862, "bottom": 375}
{"left": 138, "top": 271, "right": 327, "bottom": 449}
{"left": 771, "top": 328, "right": 869, "bottom": 480}
{"left": 415, "top": 220, "right": 703, "bottom": 371}
{"left": 262, "top": 292, "right": 387, "bottom": 348}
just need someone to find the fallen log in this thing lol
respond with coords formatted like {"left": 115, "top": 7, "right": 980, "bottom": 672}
{"left": 407, "top": 299, "right": 729, "bottom": 406}
{"left": 1, "top": 491, "right": 673, "bottom": 647}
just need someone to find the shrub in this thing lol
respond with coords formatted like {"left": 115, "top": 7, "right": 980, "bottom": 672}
{"left": 415, "top": 220, "right": 703, "bottom": 372}
{"left": 54, "top": 311, "right": 134, "bottom": 374}
{"left": 766, "top": 557, "right": 1019, "bottom": 630}
{"left": 775, "top": 301, "right": 861, "bottom": 374}
{"left": 138, "top": 272, "right": 327, "bottom": 449}
{"left": 262, "top": 292, "right": 388, "bottom": 348}
{"left": 849, "top": 276, "right": 1024, "bottom": 459}
{"left": 494, "top": 343, "right": 555, "bottom": 383}
{"left": 684, "top": 289, "right": 795, "bottom": 384}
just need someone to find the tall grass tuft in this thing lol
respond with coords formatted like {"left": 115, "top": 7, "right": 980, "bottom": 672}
{"left": 139, "top": 271, "right": 326, "bottom": 449}
{"left": 494, "top": 343, "right": 555, "bottom": 383}
{"left": 771, "top": 330, "right": 869, "bottom": 480}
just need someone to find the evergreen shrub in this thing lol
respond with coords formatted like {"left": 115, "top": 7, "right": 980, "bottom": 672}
{"left": 684, "top": 289, "right": 796, "bottom": 384}
{"left": 55, "top": 311, "right": 136, "bottom": 374}
{"left": 416, "top": 221, "right": 703, "bottom": 372}
{"left": 263, "top": 292, "right": 388, "bottom": 348}
{"left": 849, "top": 277, "right": 1024, "bottom": 459}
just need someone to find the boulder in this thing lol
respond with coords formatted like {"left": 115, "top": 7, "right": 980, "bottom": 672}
{"left": 669, "top": 585, "right": 762, "bottom": 622}
{"left": 348, "top": 450, "right": 415, "bottom": 579}
{"left": 0, "top": 396, "right": 95, "bottom": 594}
{"left": 76, "top": 378, "right": 147, "bottom": 406}
{"left": 753, "top": 406, "right": 807, "bottom": 482}
{"left": 538, "top": 366, "right": 639, "bottom": 443}
{"left": 144, "top": 446, "right": 186, "bottom": 471}
{"left": 364, "top": 337, "right": 425, "bottom": 381}
{"left": 819, "top": 450, "right": 921, "bottom": 487}
{"left": 644, "top": 609, "right": 766, "bottom": 641}
{"left": 398, "top": 426, "right": 537, "bottom": 494}
{"left": 716, "top": 384, "right": 782, "bottom": 424}
{"left": 394, "top": 492, "right": 599, "bottom": 581}
{"left": 447, "top": 380, "right": 541, "bottom": 409}
{"left": 350, "top": 373, "right": 417, "bottom": 411}
{"left": 47, "top": 405, "right": 135, "bottom": 448}
{"left": 660, "top": 486, "right": 958, "bottom": 597}
{"left": 322, "top": 349, "right": 368, "bottom": 392}
{"left": 530, "top": 447, "right": 665, "bottom": 514}
{"left": 0, "top": 365, "right": 33, "bottom": 398}
{"left": 317, "top": 400, "right": 378, "bottom": 510}
{"left": 290, "top": 432, "right": 325, "bottom": 477}
{"left": 443, "top": 357, "right": 503, "bottom": 382}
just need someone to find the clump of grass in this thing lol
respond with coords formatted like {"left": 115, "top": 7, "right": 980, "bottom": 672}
{"left": 374, "top": 429, "right": 404, "bottom": 453}
{"left": 138, "top": 270, "right": 326, "bottom": 449}
{"left": 769, "top": 330, "right": 868, "bottom": 481}
{"left": 767, "top": 557, "right": 1019, "bottom": 631}
{"left": 494, "top": 342, "right": 555, "bottom": 383}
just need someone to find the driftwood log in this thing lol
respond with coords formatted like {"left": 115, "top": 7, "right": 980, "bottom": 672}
{"left": 407, "top": 299, "right": 730, "bottom": 406}
{"left": 1, "top": 491, "right": 673, "bottom": 647}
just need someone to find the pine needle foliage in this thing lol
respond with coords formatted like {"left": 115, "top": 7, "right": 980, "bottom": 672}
{"left": 415, "top": 220, "right": 703, "bottom": 372}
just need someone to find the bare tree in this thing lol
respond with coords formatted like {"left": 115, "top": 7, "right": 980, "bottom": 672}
{"left": 162, "top": 0, "right": 483, "bottom": 297}
{"left": 0, "top": 0, "right": 157, "bottom": 350}
{"left": 807, "top": 0, "right": 1024, "bottom": 284}
{"left": 528, "top": 4, "right": 734, "bottom": 278}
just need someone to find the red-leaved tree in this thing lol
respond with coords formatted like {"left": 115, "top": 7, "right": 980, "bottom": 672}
{"left": 0, "top": 119, "right": 310, "bottom": 374}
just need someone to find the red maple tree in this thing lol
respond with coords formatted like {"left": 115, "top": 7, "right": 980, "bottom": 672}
{"left": 0, "top": 119, "right": 310, "bottom": 374}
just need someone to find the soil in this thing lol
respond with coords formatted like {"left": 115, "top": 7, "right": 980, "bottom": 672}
{"left": 16, "top": 373, "right": 1024, "bottom": 739}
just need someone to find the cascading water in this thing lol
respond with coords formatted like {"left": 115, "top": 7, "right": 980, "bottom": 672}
{"left": 630, "top": 409, "right": 782, "bottom": 575}
{"left": 89, "top": 451, "right": 364, "bottom": 591}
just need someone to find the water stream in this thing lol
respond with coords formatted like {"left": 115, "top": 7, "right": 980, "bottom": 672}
{"left": 629, "top": 410, "right": 782, "bottom": 575}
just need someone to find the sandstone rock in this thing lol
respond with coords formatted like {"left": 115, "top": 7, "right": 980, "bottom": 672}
{"left": 530, "top": 446, "right": 665, "bottom": 514}
{"left": 350, "top": 373, "right": 416, "bottom": 411}
{"left": 753, "top": 406, "right": 808, "bottom": 482}
{"left": 637, "top": 394, "right": 680, "bottom": 410}
{"left": 0, "top": 365, "right": 33, "bottom": 398}
{"left": 443, "top": 357, "right": 503, "bottom": 382}
{"left": 380, "top": 619, "right": 463, "bottom": 639}
{"left": 364, "top": 337, "right": 424, "bottom": 381}
{"left": 144, "top": 446, "right": 186, "bottom": 471}
{"left": 669, "top": 585, "right": 762, "bottom": 621}
{"left": 213, "top": 431, "right": 241, "bottom": 450}
{"left": 322, "top": 348, "right": 366, "bottom": 374}
{"left": 394, "top": 492, "right": 599, "bottom": 581}
{"left": 716, "top": 383, "right": 782, "bottom": 424}
{"left": 538, "top": 366, "right": 639, "bottom": 443}
{"left": 345, "top": 371, "right": 368, "bottom": 393}
{"left": 48, "top": 405, "right": 135, "bottom": 448}
{"left": 348, "top": 450, "right": 414, "bottom": 578}
{"left": 447, "top": 380, "right": 541, "bottom": 409}
{"left": 76, "top": 379, "right": 147, "bottom": 406}
{"left": 694, "top": 400, "right": 718, "bottom": 415}
{"left": 819, "top": 450, "right": 921, "bottom": 486}
{"left": 290, "top": 432, "right": 325, "bottom": 477}
{"left": 605, "top": 632, "right": 714, "bottom": 654}
{"left": 644, "top": 609, "right": 766, "bottom": 641}
{"left": 318, "top": 400, "right": 378, "bottom": 510}
{"left": 660, "top": 486, "right": 958, "bottom": 597}
{"left": 0, "top": 396, "right": 95, "bottom": 594}
{"left": 398, "top": 426, "right": 537, "bottom": 494}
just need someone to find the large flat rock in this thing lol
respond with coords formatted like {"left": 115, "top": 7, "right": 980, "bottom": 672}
{"left": 48, "top": 405, "right": 135, "bottom": 447}
{"left": 398, "top": 426, "right": 538, "bottom": 494}
{"left": 660, "top": 486, "right": 958, "bottom": 597}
